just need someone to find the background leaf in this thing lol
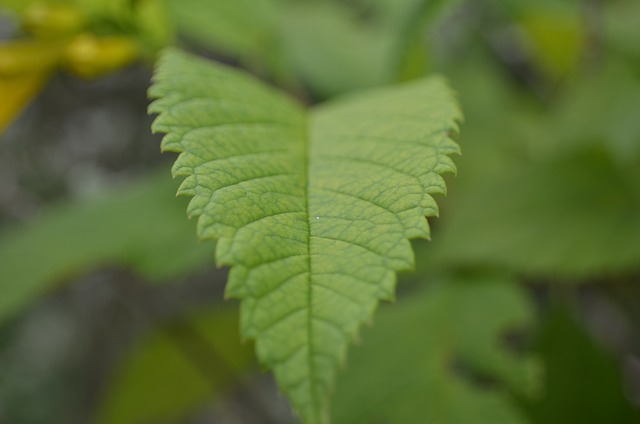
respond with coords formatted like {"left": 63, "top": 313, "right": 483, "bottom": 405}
{"left": 96, "top": 306, "right": 255, "bottom": 424}
{"left": 423, "top": 150, "right": 640, "bottom": 279}
{"left": 331, "top": 275, "right": 540, "bottom": 424}
{"left": 162, "top": 0, "right": 277, "bottom": 62}
{"left": 0, "top": 172, "right": 214, "bottom": 327}
{"left": 279, "top": 1, "right": 393, "bottom": 97}
{"left": 524, "top": 305, "right": 640, "bottom": 424}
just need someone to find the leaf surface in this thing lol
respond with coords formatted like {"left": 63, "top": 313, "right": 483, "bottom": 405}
{"left": 150, "top": 48, "right": 461, "bottom": 423}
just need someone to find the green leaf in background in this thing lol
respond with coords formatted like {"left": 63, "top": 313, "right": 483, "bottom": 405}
{"left": 516, "top": 2, "right": 584, "bottom": 78}
{"left": 605, "top": 0, "right": 640, "bottom": 64}
{"left": 525, "top": 306, "right": 640, "bottom": 424}
{"left": 279, "top": 2, "right": 392, "bottom": 98}
{"left": 162, "top": 0, "right": 277, "bottom": 61}
{"left": 551, "top": 62, "right": 640, "bottom": 163}
{"left": 0, "top": 0, "right": 29, "bottom": 12}
{"left": 426, "top": 150, "right": 640, "bottom": 279}
{"left": 96, "top": 306, "right": 255, "bottom": 424}
{"left": 0, "top": 172, "right": 215, "bottom": 327}
{"left": 279, "top": 0, "right": 458, "bottom": 98}
{"left": 73, "top": 0, "right": 175, "bottom": 53}
{"left": 150, "top": 48, "right": 461, "bottom": 423}
{"left": 365, "top": 0, "right": 462, "bottom": 80}
{"left": 331, "top": 275, "right": 540, "bottom": 424}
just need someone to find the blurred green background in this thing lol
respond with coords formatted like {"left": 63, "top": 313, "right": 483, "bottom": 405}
{"left": 0, "top": 0, "right": 639, "bottom": 423}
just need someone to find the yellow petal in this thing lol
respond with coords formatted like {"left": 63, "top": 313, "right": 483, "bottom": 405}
{"left": 22, "top": 2, "right": 86, "bottom": 37}
{"left": 0, "top": 71, "right": 50, "bottom": 134}
{"left": 0, "top": 39, "right": 67, "bottom": 77}
{"left": 63, "top": 34, "right": 139, "bottom": 79}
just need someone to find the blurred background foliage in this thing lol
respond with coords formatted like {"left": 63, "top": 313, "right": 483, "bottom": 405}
{"left": 0, "top": 0, "right": 639, "bottom": 423}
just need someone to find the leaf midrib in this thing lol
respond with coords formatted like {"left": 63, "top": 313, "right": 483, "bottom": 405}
{"left": 301, "top": 111, "right": 322, "bottom": 422}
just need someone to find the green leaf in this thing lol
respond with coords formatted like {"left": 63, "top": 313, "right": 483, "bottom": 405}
{"left": 605, "top": 0, "right": 640, "bottom": 63}
{"left": 331, "top": 275, "right": 540, "bottom": 424}
{"left": 551, "top": 62, "right": 640, "bottom": 163}
{"left": 0, "top": 171, "right": 215, "bottom": 327}
{"left": 279, "top": 0, "right": 458, "bottom": 98}
{"left": 425, "top": 150, "right": 640, "bottom": 279}
{"left": 161, "top": 0, "right": 277, "bottom": 60}
{"left": 516, "top": 2, "right": 584, "bottom": 78}
{"left": 73, "top": 0, "right": 174, "bottom": 53}
{"left": 280, "top": 2, "right": 393, "bottom": 97}
{"left": 0, "top": 0, "right": 30, "bottom": 13}
{"left": 149, "top": 48, "right": 461, "bottom": 423}
{"left": 96, "top": 306, "right": 255, "bottom": 424}
{"left": 525, "top": 306, "right": 640, "bottom": 424}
